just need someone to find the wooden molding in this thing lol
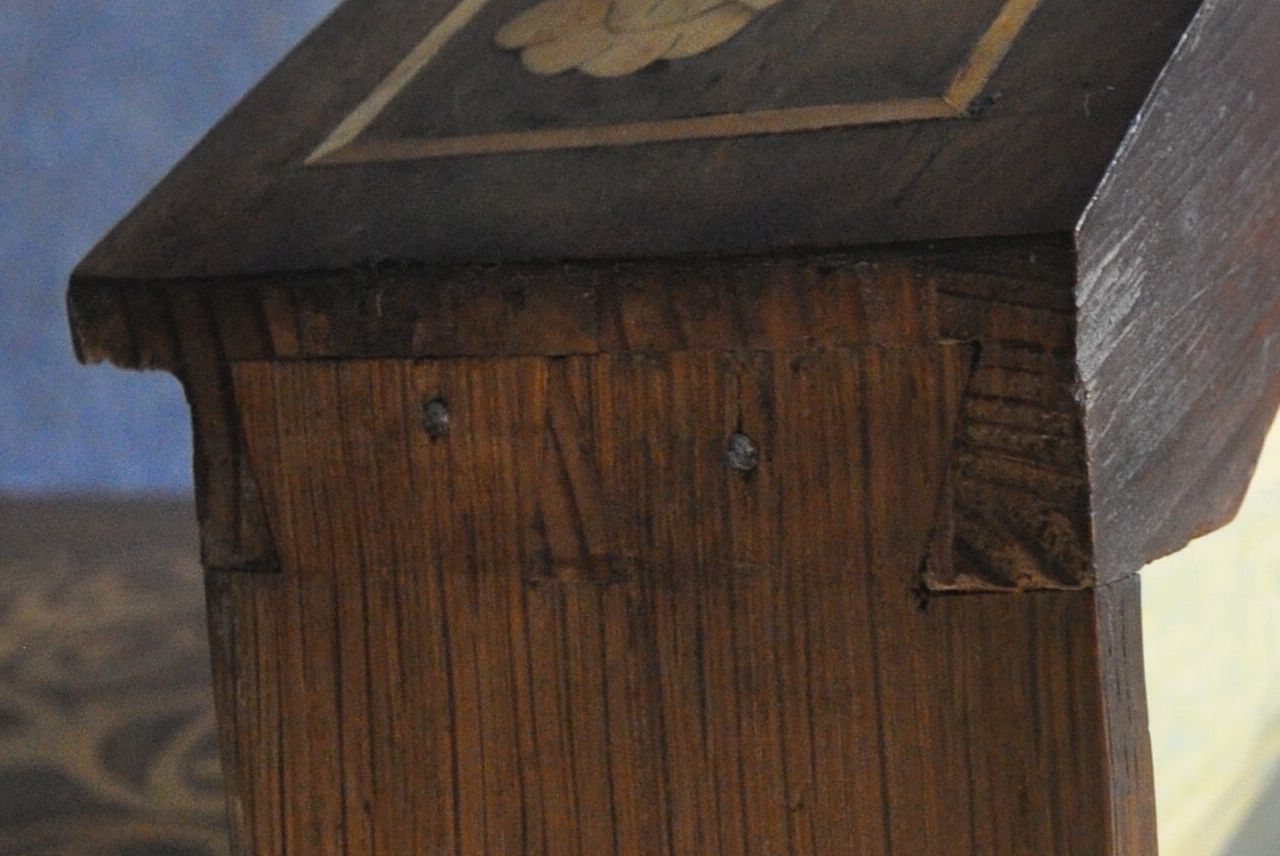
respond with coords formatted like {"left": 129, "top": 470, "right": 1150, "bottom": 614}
{"left": 71, "top": 238, "right": 1097, "bottom": 591}
{"left": 69, "top": 285, "right": 279, "bottom": 573}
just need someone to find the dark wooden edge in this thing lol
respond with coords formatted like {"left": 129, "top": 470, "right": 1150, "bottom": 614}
{"left": 205, "top": 569, "right": 251, "bottom": 854}
{"left": 70, "top": 237, "right": 1094, "bottom": 590}
{"left": 1094, "top": 576, "right": 1158, "bottom": 852}
{"left": 1076, "top": 0, "right": 1280, "bottom": 581}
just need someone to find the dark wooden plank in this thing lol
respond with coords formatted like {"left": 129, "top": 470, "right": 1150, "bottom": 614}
{"left": 69, "top": 0, "right": 1198, "bottom": 282}
{"left": 1076, "top": 0, "right": 1280, "bottom": 579}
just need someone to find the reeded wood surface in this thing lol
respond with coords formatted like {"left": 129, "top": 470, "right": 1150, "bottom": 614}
{"left": 206, "top": 352, "right": 1148, "bottom": 855}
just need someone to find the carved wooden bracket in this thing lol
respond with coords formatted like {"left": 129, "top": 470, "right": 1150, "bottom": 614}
{"left": 69, "top": 285, "right": 278, "bottom": 573}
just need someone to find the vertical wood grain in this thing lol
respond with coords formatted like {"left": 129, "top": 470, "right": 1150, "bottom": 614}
{"left": 209, "top": 347, "right": 1149, "bottom": 854}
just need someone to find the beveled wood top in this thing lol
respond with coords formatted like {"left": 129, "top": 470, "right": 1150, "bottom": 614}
{"left": 74, "top": 0, "right": 1199, "bottom": 283}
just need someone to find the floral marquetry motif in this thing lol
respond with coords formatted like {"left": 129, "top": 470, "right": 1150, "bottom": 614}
{"left": 495, "top": 0, "right": 786, "bottom": 77}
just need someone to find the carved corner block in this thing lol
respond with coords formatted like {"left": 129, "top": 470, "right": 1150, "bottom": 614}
{"left": 68, "top": 281, "right": 278, "bottom": 573}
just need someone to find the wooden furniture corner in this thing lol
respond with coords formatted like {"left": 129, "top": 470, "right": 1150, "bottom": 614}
{"left": 69, "top": 0, "right": 1280, "bottom": 853}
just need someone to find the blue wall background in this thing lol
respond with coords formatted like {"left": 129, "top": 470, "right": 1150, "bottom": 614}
{"left": 1, "top": 0, "right": 336, "bottom": 494}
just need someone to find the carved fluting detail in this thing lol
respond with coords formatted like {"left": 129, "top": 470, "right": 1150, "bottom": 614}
{"left": 927, "top": 271, "right": 1094, "bottom": 591}
{"left": 933, "top": 354, "right": 1093, "bottom": 590}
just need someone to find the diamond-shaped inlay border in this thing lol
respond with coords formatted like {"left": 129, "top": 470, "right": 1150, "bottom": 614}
{"left": 308, "top": 0, "right": 1042, "bottom": 165}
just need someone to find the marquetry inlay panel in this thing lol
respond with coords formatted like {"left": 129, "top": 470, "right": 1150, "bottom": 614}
{"left": 309, "top": 0, "right": 1042, "bottom": 163}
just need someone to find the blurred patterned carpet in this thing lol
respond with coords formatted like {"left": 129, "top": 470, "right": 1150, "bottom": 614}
{"left": 0, "top": 500, "right": 227, "bottom": 856}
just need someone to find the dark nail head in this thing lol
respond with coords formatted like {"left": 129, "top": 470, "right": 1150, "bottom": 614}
{"left": 421, "top": 398, "right": 450, "bottom": 439}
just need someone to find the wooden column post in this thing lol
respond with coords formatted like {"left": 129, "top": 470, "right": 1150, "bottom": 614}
{"left": 69, "top": 0, "right": 1280, "bottom": 852}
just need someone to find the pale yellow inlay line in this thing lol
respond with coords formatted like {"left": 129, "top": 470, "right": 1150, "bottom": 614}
{"left": 319, "top": 97, "right": 955, "bottom": 163}
{"left": 945, "top": 0, "right": 1043, "bottom": 108}
{"left": 308, "top": 0, "right": 496, "bottom": 162}
{"left": 307, "top": 0, "right": 1042, "bottom": 165}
